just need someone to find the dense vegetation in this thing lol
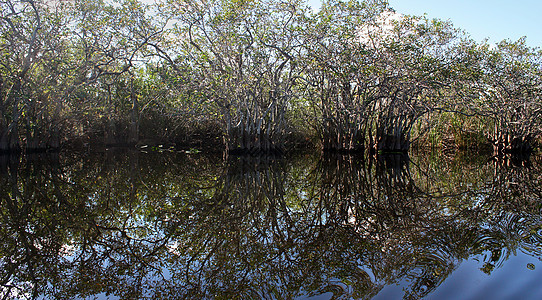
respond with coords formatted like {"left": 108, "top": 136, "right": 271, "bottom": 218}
{"left": 1, "top": 0, "right": 541, "bottom": 155}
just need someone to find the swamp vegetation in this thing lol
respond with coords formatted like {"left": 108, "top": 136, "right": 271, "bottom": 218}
{"left": 2, "top": 1, "right": 542, "bottom": 299}
{"left": 0, "top": 0, "right": 541, "bottom": 155}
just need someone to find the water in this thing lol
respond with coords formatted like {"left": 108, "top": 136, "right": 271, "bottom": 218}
{"left": 0, "top": 150, "right": 541, "bottom": 299}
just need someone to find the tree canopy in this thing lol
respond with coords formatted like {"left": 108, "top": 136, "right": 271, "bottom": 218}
{"left": 0, "top": 0, "right": 540, "bottom": 155}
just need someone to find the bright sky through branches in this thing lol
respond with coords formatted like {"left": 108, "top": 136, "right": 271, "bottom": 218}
{"left": 386, "top": 0, "right": 542, "bottom": 47}
{"left": 307, "top": 0, "right": 541, "bottom": 47}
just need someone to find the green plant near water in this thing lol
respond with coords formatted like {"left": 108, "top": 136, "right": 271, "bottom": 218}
{"left": 0, "top": 0, "right": 540, "bottom": 155}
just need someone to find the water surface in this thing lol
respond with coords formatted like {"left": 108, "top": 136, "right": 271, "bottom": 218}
{"left": 0, "top": 151, "right": 541, "bottom": 299}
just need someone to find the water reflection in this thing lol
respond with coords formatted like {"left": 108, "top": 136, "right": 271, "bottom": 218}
{"left": 0, "top": 151, "right": 541, "bottom": 299}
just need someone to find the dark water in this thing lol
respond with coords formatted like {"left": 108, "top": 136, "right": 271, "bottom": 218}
{"left": 0, "top": 150, "right": 541, "bottom": 300}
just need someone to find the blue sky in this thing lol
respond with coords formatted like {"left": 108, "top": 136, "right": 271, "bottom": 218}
{"left": 308, "top": 0, "right": 542, "bottom": 48}
{"left": 387, "top": 0, "right": 541, "bottom": 47}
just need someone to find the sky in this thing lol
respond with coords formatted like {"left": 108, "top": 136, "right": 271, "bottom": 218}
{"left": 384, "top": 0, "right": 541, "bottom": 47}
{"left": 308, "top": 0, "right": 542, "bottom": 48}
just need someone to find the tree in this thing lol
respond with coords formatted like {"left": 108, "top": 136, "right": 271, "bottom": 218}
{"left": 0, "top": 0, "right": 44, "bottom": 151}
{"left": 361, "top": 13, "right": 462, "bottom": 152}
{"left": 165, "top": 0, "right": 310, "bottom": 154}
{"left": 476, "top": 38, "right": 542, "bottom": 154}
{"left": 299, "top": 0, "right": 388, "bottom": 152}
{"left": 301, "top": 3, "right": 462, "bottom": 153}
{"left": 0, "top": 0, "right": 168, "bottom": 152}
{"left": 62, "top": 0, "right": 167, "bottom": 146}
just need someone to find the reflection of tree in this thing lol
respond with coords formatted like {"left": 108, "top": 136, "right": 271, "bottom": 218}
{"left": 0, "top": 153, "right": 67, "bottom": 299}
{"left": 161, "top": 155, "right": 297, "bottom": 298}
{"left": 0, "top": 152, "right": 541, "bottom": 299}
{"left": 0, "top": 151, "right": 222, "bottom": 299}
{"left": 468, "top": 155, "right": 542, "bottom": 274}
{"left": 308, "top": 153, "right": 461, "bottom": 299}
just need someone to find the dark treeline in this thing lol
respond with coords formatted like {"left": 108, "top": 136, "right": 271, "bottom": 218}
{"left": 1, "top": 0, "right": 541, "bottom": 155}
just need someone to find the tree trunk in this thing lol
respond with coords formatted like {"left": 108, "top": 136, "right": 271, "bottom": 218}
{"left": 492, "top": 131, "right": 532, "bottom": 155}
{"left": 129, "top": 78, "right": 139, "bottom": 145}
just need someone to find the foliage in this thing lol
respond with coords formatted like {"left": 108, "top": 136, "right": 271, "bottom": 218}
{"left": 0, "top": 0, "right": 540, "bottom": 154}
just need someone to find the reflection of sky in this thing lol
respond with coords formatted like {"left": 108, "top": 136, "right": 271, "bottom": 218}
{"left": 428, "top": 254, "right": 542, "bottom": 300}
{"left": 371, "top": 252, "right": 542, "bottom": 300}
{"left": 3, "top": 151, "right": 542, "bottom": 300}
{"left": 1, "top": 282, "right": 32, "bottom": 300}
